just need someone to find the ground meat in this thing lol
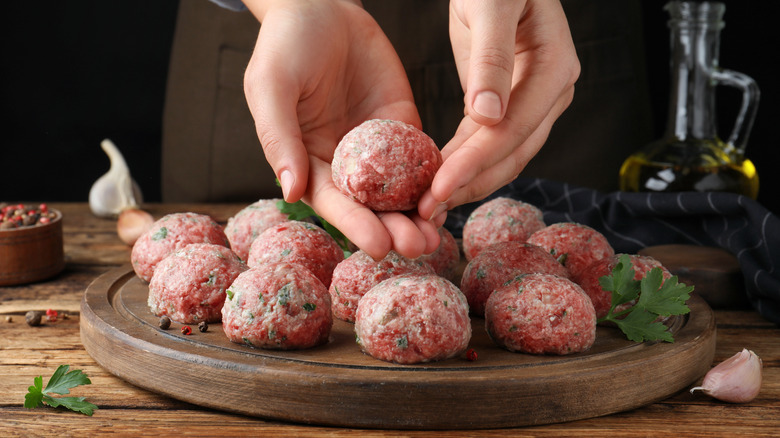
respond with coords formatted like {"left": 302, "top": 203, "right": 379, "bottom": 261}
{"left": 576, "top": 253, "right": 673, "bottom": 319}
{"left": 527, "top": 222, "right": 614, "bottom": 282}
{"left": 225, "top": 199, "right": 289, "bottom": 261}
{"left": 329, "top": 250, "right": 434, "bottom": 323}
{"left": 148, "top": 243, "right": 247, "bottom": 323}
{"left": 355, "top": 274, "right": 471, "bottom": 364}
{"left": 131, "top": 212, "right": 230, "bottom": 282}
{"left": 485, "top": 273, "right": 596, "bottom": 355}
{"left": 461, "top": 197, "right": 546, "bottom": 261}
{"left": 246, "top": 220, "right": 344, "bottom": 288}
{"left": 221, "top": 263, "right": 333, "bottom": 350}
{"left": 460, "top": 241, "right": 571, "bottom": 316}
{"left": 416, "top": 226, "right": 461, "bottom": 283}
{"left": 331, "top": 119, "right": 442, "bottom": 211}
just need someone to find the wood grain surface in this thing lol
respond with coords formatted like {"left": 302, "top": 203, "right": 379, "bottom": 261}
{"left": 2, "top": 203, "right": 778, "bottom": 437}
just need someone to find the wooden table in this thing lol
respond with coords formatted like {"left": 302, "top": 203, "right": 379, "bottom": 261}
{"left": 2, "top": 203, "right": 778, "bottom": 436}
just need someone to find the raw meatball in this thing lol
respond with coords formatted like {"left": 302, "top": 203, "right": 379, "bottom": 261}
{"left": 330, "top": 250, "right": 434, "bottom": 323}
{"left": 331, "top": 119, "right": 442, "bottom": 211}
{"left": 221, "top": 263, "right": 332, "bottom": 350}
{"left": 131, "top": 212, "right": 230, "bottom": 282}
{"left": 355, "top": 274, "right": 471, "bottom": 364}
{"left": 417, "top": 226, "right": 461, "bottom": 283}
{"left": 247, "top": 220, "right": 344, "bottom": 288}
{"left": 460, "top": 241, "right": 571, "bottom": 316}
{"left": 225, "top": 199, "right": 289, "bottom": 261}
{"left": 527, "top": 222, "right": 614, "bottom": 282}
{"left": 577, "top": 253, "right": 673, "bottom": 319}
{"left": 461, "top": 197, "right": 546, "bottom": 261}
{"left": 485, "top": 273, "right": 596, "bottom": 355}
{"left": 148, "top": 243, "right": 247, "bottom": 323}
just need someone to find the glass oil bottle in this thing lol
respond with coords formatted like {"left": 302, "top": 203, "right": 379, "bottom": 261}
{"left": 619, "top": 1, "right": 760, "bottom": 198}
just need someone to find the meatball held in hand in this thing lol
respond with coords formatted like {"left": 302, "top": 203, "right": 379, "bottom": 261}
{"left": 331, "top": 119, "right": 442, "bottom": 212}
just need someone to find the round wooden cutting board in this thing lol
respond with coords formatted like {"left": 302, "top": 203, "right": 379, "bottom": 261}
{"left": 81, "top": 265, "right": 716, "bottom": 430}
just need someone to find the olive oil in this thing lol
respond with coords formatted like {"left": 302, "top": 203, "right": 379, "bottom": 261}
{"left": 619, "top": 154, "right": 758, "bottom": 198}
{"left": 619, "top": 139, "right": 759, "bottom": 199}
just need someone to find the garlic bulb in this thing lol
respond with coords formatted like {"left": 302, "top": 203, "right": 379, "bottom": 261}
{"left": 89, "top": 139, "right": 143, "bottom": 218}
{"left": 690, "top": 348, "right": 763, "bottom": 403}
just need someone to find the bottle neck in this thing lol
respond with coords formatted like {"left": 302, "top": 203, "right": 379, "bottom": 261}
{"left": 664, "top": 1, "right": 725, "bottom": 142}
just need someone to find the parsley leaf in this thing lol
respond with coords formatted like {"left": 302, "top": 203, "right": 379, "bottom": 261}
{"left": 275, "top": 194, "right": 352, "bottom": 257}
{"left": 24, "top": 365, "right": 98, "bottom": 416}
{"left": 597, "top": 254, "right": 693, "bottom": 343}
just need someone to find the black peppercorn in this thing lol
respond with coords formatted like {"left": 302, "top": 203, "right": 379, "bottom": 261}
{"left": 158, "top": 315, "right": 171, "bottom": 330}
{"left": 25, "top": 311, "right": 43, "bottom": 327}
{"left": 198, "top": 321, "right": 208, "bottom": 332}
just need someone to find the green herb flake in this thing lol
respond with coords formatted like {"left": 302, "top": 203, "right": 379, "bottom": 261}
{"left": 277, "top": 284, "right": 292, "bottom": 306}
{"left": 303, "top": 302, "right": 316, "bottom": 312}
{"left": 397, "top": 335, "right": 409, "bottom": 350}
{"left": 226, "top": 289, "right": 234, "bottom": 300}
{"left": 151, "top": 227, "right": 168, "bottom": 241}
{"left": 24, "top": 365, "right": 98, "bottom": 416}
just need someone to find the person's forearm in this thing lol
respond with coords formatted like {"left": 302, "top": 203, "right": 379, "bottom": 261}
{"left": 242, "top": 0, "right": 363, "bottom": 22}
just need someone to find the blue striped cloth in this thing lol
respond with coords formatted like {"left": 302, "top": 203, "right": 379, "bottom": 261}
{"left": 446, "top": 177, "right": 780, "bottom": 324}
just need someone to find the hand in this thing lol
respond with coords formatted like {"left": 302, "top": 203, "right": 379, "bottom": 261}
{"left": 418, "top": 0, "right": 580, "bottom": 220}
{"left": 242, "top": 0, "right": 442, "bottom": 259}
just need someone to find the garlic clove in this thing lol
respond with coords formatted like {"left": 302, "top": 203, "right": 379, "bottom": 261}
{"left": 89, "top": 139, "right": 144, "bottom": 218}
{"left": 690, "top": 348, "right": 762, "bottom": 403}
{"left": 117, "top": 208, "right": 155, "bottom": 246}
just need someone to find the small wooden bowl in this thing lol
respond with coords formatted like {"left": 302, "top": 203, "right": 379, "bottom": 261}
{"left": 0, "top": 209, "right": 65, "bottom": 286}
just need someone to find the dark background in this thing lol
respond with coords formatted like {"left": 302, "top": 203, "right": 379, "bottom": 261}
{"left": 2, "top": 1, "right": 778, "bottom": 215}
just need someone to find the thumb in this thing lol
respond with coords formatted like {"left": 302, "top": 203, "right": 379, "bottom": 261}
{"left": 463, "top": 4, "right": 518, "bottom": 126}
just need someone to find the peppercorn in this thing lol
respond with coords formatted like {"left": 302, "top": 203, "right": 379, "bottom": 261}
{"left": 0, "top": 203, "right": 56, "bottom": 229}
{"left": 25, "top": 311, "right": 43, "bottom": 327}
{"left": 46, "top": 309, "right": 58, "bottom": 322}
{"left": 181, "top": 325, "right": 192, "bottom": 335}
{"left": 198, "top": 321, "right": 208, "bottom": 333}
{"left": 5, "top": 316, "right": 13, "bottom": 323}
{"left": 158, "top": 315, "right": 171, "bottom": 330}
{"left": 465, "top": 348, "right": 478, "bottom": 362}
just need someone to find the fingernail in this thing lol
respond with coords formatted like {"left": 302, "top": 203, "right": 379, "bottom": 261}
{"left": 432, "top": 210, "right": 448, "bottom": 227}
{"left": 429, "top": 202, "right": 448, "bottom": 222}
{"left": 279, "top": 170, "right": 294, "bottom": 200}
{"left": 472, "top": 91, "right": 502, "bottom": 119}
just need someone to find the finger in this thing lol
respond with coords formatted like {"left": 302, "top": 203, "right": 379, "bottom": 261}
{"left": 409, "top": 212, "right": 442, "bottom": 255}
{"left": 444, "top": 92, "right": 571, "bottom": 208}
{"left": 244, "top": 31, "right": 310, "bottom": 203}
{"left": 432, "top": 211, "right": 448, "bottom": 229}
{"left": 431, "top": 65, "right": 576, "bottom": 206}
{"left": 462, "top": 1, "right": 524, "bottom": 126}
{"left": 416, "top": 119, "right": 479, "bottom": 220}
{"left": 376, "top": 212, "right": 427, "bottom": 259}
{"left": 303, "top": 157, "right": 392, "bottom": 260}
